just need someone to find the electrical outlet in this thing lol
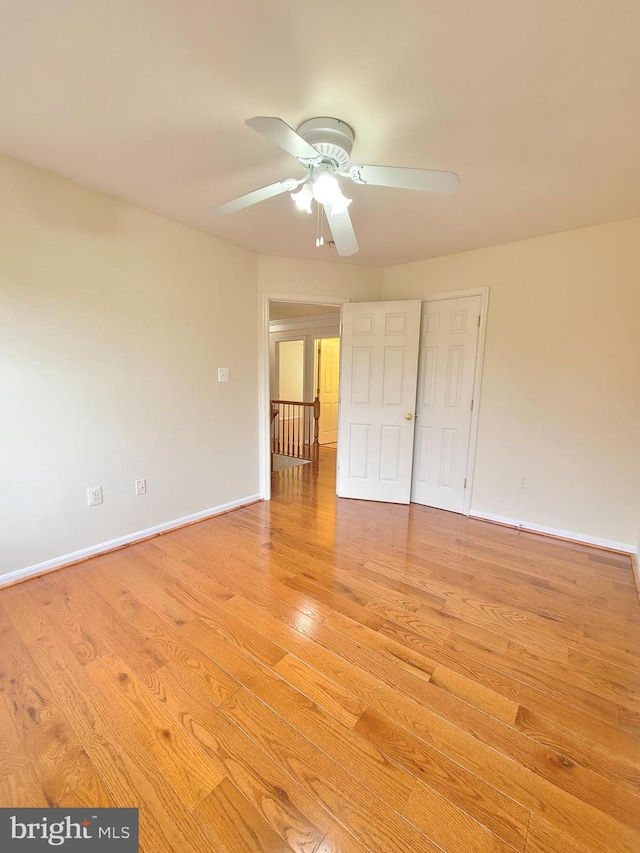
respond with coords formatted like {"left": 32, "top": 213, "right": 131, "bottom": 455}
{"left": 519, "top": 476, "right": 528, "bottom": 488}
{"left": 87, "top": 486, "right": 103, "bottom": 506}
{"left": 217, "top": 367, "right": 229, "bottom": 383}
{"left": 135, "top": 478, "right": 147, "bottom": 496}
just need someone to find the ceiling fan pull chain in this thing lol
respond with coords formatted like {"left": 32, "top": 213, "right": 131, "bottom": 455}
{"left": 315, "top": 200, "right": 324, "bottom": 248}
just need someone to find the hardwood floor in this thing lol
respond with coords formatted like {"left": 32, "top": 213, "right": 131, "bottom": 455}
{"left": 1, "top": 448, "right": 639, "bottom": 852}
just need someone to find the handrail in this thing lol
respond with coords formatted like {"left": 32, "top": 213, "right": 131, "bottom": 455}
{"left": 271, "top": 397, "right": 321, "bottom": 462}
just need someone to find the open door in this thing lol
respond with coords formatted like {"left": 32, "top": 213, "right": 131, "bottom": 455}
{"left": 317, "top": 337, "right": 340, "bottom": 444}
{"left": 411, "top": 296, "right": 482, "bottom": 512}
{"left": 337, "top": 301, "right": 421, "bottom": 503}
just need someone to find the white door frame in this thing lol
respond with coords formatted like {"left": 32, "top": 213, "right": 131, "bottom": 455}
{"left": 259, "top": 292, "right": 349, "bottom": 501}
{"left": 421, "top": 287, "right": 490, "bottom": 515}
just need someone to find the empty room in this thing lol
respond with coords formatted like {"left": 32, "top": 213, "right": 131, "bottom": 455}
{"left": 1, "top": 2, "right": 640, "bottom": 852}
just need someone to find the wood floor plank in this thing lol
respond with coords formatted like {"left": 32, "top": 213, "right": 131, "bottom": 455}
{"left": 52, "top": 572, "right": 168, "bottom": 678}
{"left": 58, "top": 774, "right": 117, "bottom": 808}
{"left": 193, "top": 777, "right": 296, "bottom": 853}
{"left": 151, "top": 662, "right": 329, "bottom": 852}
{"left": 0, "top": 596, "right": 97, "bottom": 805}
{"left": 529, "top": 742, "right": 640, "bottom": 832}
{"left": 220, "top": 687, "right": 442, "bottom": 853}
{"left": 354, "top": 706, "right": 530, "bottom": 850}
{"left": 446, "top": 633, "right": 621, "bottom": 725}
{"left": 285, "top": 573, "right": 385, "bottom": 630}
{"left": 524, "top": 814, "right": 598, "bottom": 853}
{"left": 0, "top": 597, "right": 205, "bottom": 852}
{"left": 322, "top": 609, "right": 438, "bottom": 682}
{"left": 376, "top": 615, "right": 522, "bottom": 700}
{"left": 190, "top": 596, "right": 288, "bottom": 668}
{"left": 516, "top": 684, "right": 640, "bottom": 760}
{"left": 0, "top": 680, "right": 49, "bottom": 807}
{"left": 0, "top": 602, "right": 206, "bottom": 853}
{"left": 28, "top": 575, "right": 111, "bottom": 664}
{"left": 313, "top": 822, "right": 371, "bottom": 853}
{"left": 403, "top": 779, "right": 520, "bottom": 853}
{"left": 248, "top": 671, "right": 418, "bottom": 814}
{"left": 149, "top": 629, "right": 241, "bottom": 705}
{"left": 272, "top": 654, "right": 367, "bottom": 729}
{"left": 85, "top": 652, "right": 222, "bottom": 811}
{"left": 429, "top": 662, "right": 519, "bottom": 725}
{"left": 514, "top": 704, "right": 640, "bottom": 795}
{"left": 355, "top": 706, "right": 640, "bottom": 853}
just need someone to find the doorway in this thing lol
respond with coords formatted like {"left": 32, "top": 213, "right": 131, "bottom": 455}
{"left": 261, "top": 289, "right": 487, "bottom": 513}
{"left": 261, "top": 294, "right": 347, "bottom": 499}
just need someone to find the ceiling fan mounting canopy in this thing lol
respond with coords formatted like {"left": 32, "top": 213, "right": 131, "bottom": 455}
{"left": 213, "top": 114, "right": 459, "bottom": 257}
{"left": 295, "top": 117, "right": 354, "bottom": 172}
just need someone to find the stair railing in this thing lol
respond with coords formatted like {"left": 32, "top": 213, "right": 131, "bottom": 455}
{"left": 270, "top": 397, "right": 321, "bottom": 461}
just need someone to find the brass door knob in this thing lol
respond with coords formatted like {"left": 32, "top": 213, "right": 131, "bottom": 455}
{"left": 404, "top": 413, "right": 413, "bottom": 421}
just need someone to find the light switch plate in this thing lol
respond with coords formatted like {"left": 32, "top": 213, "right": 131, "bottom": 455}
{"left": 217, "top": 367, "right": 229, "bottom": 382}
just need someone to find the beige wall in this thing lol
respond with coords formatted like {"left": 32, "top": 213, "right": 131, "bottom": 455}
{"left": 258, "top": 254, "right": 383, "bottom": 302}
{"left": 383, "top": 218, "right": 640, "bottom": 549}
{"left": 0, "top": 154, "right": 259, "bottom": 578}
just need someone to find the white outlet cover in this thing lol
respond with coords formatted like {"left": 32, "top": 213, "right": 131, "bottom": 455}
{"left": 87, "top": 486, "right": 103, "bottom": 506}
{"left": 135, "top": 478, "right": 147, "bottom": 496}
{"left": 217, "top": 367, "right": 229, "bottom": 382}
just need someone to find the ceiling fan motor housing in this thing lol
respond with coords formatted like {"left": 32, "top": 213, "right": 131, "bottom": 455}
{"left": 296, "top": 117, "right": 354, "bottom": 171}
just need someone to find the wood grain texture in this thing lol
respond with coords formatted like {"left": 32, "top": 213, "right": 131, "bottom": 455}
{"left": 1, "top": 447, "right": 639, "bottom": 853}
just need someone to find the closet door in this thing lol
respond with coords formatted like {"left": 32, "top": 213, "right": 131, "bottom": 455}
{"left": 337, "top": 301, "right": 421, "bottom": 503}
{"left": 411, "top": 296, "right": 481, "bottom": 512}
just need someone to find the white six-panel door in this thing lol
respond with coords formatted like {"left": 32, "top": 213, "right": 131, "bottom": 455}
{"left": 337, "top": 301, "right": 421, "bottom": 503}
{"left": 318, "top": 338, "right": 340, "bottom": 444}
{"left": 411, "top": 296, "right": 481, "bottom": 512}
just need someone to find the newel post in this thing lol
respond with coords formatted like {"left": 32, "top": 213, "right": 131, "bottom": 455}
{"left": 312, "top": 396, "right": 321, "bottom": 461}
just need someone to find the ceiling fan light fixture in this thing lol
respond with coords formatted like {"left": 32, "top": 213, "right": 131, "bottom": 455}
{"left": 291, "top": 183, "right": 313, "bottom": 214}
{"left": 311, "top": 171, "right": 341, "bottom": 205}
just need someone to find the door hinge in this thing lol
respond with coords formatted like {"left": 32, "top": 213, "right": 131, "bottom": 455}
{"left": 477, "top": 315, "right": 481, "bottom": 327}
{"left": 464, "top": 478, "right": 467, "bottom": 489}
{"left": 470, "top": 399, "right": 474, "bottom": 411}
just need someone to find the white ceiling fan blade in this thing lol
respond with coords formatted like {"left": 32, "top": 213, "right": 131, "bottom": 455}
{"left": 245, "top": 116, "right": 322, "bottom": 164}
{"left": 213, "top": 178, "right": 300, "bottom": 215}
{"left": 324, "top": 205, "right": 359, "bottom": 256}
{"left": 349, "top": 164, "right": 459, "bottom": 194}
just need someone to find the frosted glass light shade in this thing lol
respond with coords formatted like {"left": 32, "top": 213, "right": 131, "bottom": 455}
{"left": 291, "top": 183, "right": 313, "bottom": 213}
{"left": 312, "top": 173, "right": 341, "bottom": 204}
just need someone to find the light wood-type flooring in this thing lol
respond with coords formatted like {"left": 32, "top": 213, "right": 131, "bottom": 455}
{"left": 2, "top": 448, "right": 640, "bottom": 852}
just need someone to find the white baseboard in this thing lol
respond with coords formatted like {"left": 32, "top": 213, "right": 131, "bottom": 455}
{"left": 469, "top": 510, "right": 635, "bottom": 555}
{"left": 0, "top": 494, "right": 262, "bottom": 589}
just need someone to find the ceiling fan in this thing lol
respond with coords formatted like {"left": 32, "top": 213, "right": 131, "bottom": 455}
{"left": 213, "top": 116, "right": 459, "bottom": 256}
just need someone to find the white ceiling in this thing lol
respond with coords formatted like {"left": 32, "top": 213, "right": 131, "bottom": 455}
{"left": 1, "top": 1, "right": 639, "bottom": 266}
